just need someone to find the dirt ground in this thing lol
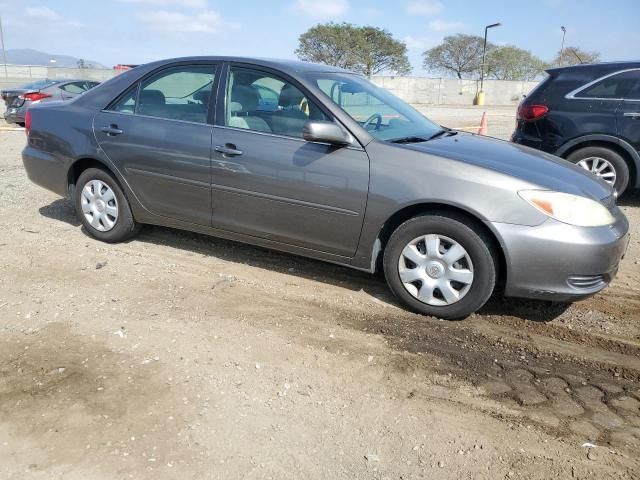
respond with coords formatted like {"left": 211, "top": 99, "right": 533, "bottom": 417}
{"left": 1, "top": 123, "right": 639, "bottom": 479}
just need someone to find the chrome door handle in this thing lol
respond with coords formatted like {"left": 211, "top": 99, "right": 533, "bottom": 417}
{"left": 215, "top": 144, "right": 243, "bottom": 157}
{"left": 100, "top": 125, "right": 123, "bottom": 136}
{"left": 622, "top": 112, "right": 640, "bottom": 119}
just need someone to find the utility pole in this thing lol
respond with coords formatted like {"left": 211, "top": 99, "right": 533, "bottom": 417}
{"left": 476, "top": 22, "right": 501, "bottom": 106}
{"left": 0, "top": 16, "right": 8, "bottom": 79}
{"left": 559, "top": 26, "right": 566, "bottom": 66}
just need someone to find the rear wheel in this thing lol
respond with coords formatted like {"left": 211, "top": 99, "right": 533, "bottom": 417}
{"left": 74, "top": 168, "right": 140, "bottom": 243}
{"left": 566, "top": 146, "right": 630, "bottom": 195}
{"left": 383, "top": 214, "right": 496, "bottom": 320}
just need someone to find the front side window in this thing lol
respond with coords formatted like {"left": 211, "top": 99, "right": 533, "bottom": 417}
{"left": 109, "top": 65, "right": 216, "bottom": 123}
{"left": 305, "top": 72, "right": 442, "bottom": 142}
{"left": 225, "top": 66, "right": 328, "bottom": 138}
{"left": 574, "top": 70, "right": 640, "bottom": 99}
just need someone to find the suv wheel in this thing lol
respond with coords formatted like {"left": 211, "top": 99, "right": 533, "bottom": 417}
{"left": 74, "top": 168, "right": 140, "bottom": 243}
{"left": 383, "top": 214, "right": 497, "bottom": 320}
{"left": 566, "top": 146, "right": 630, "bottom": 195}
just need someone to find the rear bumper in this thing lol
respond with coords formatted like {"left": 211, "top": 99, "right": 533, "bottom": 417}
{"left": 3, "top": 106, "right": 26, "bottom": 124}
{"left": 22, "top": 145, "right": 68, "bottom": 197}
{"left": 493, "top": 210, "right": 630, "bottom": 302}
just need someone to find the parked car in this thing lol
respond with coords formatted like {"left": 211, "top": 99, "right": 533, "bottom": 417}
{"left": 22, "top": 57, "right": 629, "bottom": 319}
{"left": 512, "top": 61, "right": 640, "bottom": 195}
{"left": 2, "top": 79, "right": 100, "bottom": 125}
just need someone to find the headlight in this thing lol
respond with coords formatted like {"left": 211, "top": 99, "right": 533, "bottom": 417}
{"left": 519, "top": 190, "right": 615, "bottom": 227}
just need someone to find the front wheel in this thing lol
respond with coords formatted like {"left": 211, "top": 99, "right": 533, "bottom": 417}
{"left": 74, "top": 168, "right": 140, "bottom": 243}
{"left": 383, "top": 214, "right": 497, "bottom": 320}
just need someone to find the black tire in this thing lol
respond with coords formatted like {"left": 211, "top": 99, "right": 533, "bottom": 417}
{"left": 566, "top": 146, "right": 630, "bottom": 195}
{"left": 74, "top": 168, "right": 140, "bottom": 243}
{"left": 383, "top": 214, "right": 496, "bottom": 320}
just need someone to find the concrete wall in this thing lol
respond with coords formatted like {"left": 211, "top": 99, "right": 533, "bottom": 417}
{"left": 0, "top": 64, "right": 539, "bottom": 106}
{"left": 372, "top": 76, "right": 540, "bottom": 106}
{"left": 0, "top": 65, "right": 118, "bottom": 90}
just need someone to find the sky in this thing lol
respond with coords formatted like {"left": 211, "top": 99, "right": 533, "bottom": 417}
{"left": 0, "top": 0, "right": 638, "bottom": 74}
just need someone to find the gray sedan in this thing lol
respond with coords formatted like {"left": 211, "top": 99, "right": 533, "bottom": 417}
{"left": 2, "top": 78, "right": 100, "bottom": 125}
{"left": 22, "top": 57, "right": 630, "bottom": 319}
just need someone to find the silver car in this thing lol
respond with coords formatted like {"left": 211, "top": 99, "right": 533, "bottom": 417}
{"left": 21, "top": 57, "right": 630, "bottom": 319}
{"left": 2, "top": 78, "right": 100, "bottom": 125}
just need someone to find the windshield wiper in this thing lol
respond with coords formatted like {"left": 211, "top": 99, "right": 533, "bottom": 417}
{"left": 389, "top": 136, "right": 429, "bottom": 144}
{"left": 389, "top": 128, "right": 457, "bottom": 144}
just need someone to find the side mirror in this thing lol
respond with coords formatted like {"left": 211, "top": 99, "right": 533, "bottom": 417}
{"left": 303, "top": 121, "right": 353, "bottom": 146}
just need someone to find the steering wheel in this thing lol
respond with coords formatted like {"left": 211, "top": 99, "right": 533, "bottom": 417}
{"left": 363, "top": 113, "right": 383, "bottom": 131}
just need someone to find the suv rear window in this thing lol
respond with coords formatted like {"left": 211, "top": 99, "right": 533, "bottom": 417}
{"left": 574, "top": 70, "right": 639, "bottom": 99}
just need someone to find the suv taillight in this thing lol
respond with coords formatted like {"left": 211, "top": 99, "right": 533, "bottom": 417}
{"left": 517, "top": 104, "right": 549, "bottom": 121}
{"left": 25, "top": 110, "right": 31, "bottom": 136}
{"left": 20, "top": 92, "right": 52, "bottom": 102}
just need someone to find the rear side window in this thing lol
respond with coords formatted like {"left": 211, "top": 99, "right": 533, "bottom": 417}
{"left": 108, "top": 65, "right": 216, "bottom": 123}
{"left": 574, "top": 70, "right": 639, "bottom": 99}
{"left": 60, "top": 82, "right": 87, "bottom": 94}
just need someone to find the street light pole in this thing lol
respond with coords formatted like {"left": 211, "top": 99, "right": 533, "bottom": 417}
{"left": 0, "top": 16, "right": 8, "bottom": 79}
{"left": 559, "top": 26, "right": 567, "bottom": 66}
{"left": 480, "top": 22, "right": 501, "bottom": 93}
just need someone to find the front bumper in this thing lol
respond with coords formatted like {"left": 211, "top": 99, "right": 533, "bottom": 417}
{"left": 493, "top": 208, "right": 629, "bottom": 302}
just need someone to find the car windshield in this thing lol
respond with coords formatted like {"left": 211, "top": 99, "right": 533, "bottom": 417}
{"left": 20, "top": 79, "right": 58, "bottom": 90}
{"left": 304, "top": 72, "right": 442, "bottom": 142}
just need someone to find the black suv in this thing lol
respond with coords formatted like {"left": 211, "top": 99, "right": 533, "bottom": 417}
{"left": 512, "top": 61, "right": 640, "bottom": 194}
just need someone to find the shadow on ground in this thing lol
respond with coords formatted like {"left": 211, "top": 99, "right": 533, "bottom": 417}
{"left": 39, "top": 198, "right": 569, "bottom": 323}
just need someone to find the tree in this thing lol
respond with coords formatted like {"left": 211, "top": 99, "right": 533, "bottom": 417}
{"left": 485, "top": 45, "right": 547, "bottom": 80}
{"left": 422, "top": 34, "right": 489, "bottom": 79}
{"left": 77, "top": 59, "right": 87, "bottom": 69}
{"left": 553, "top": 47, "right": 600, "bottom": 66}
{"left": 295, "top": 23, "right": 412, "bottom": 76}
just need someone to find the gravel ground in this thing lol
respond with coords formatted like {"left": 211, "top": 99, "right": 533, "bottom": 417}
{"left": 1, "top": 123, "right": 639, "bottom": 479}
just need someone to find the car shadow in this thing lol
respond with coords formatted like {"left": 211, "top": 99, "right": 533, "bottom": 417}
{"left": 39, "top": 198, "right": 82, "bottom": 227}
{"left": 39, "top": 198, "right": 571, "bottom": 323}
{"left": 618, "top": 190, "right": 640, "bottom": 207}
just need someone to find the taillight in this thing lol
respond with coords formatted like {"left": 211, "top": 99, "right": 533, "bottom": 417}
{"left": 25, "top": 110, "right": 31, "bottom": 136}
{"left": 20, "top": 92, "right": 52, "bottom": 102}
{"left": 517, "top": 104, "right": 549, "bottom": 121}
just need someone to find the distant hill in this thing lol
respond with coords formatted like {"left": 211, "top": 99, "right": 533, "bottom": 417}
{"left": 3, "top": 49, "right": 106, "bottom": 68}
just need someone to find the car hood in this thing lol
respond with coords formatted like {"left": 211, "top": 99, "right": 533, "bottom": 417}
{"left": 402, "top": 132, "right": 613, "bottom": 200}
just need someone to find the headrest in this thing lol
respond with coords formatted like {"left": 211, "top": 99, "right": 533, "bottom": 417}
{"left": 139, "top": 89, "right": 165, "bottom": 105}
{"left": 279, "top": 84, "right": 305, "bottom": 108}
{"left": 193, "top": 90, "right": 210, "bottom": 105}
{"left": 230, "top": 84, "right": 259, "bottom": 112}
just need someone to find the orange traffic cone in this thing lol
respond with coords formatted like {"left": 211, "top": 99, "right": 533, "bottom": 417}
{"left": 478, "top": 112, "right": 488, "bottom": 136}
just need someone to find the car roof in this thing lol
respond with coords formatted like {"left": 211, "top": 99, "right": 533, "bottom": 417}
{"left": 146, "top": 56, "right": 356, "bottom": 75}
{"left": 547, "top": 61, "right": 640, "bottom": 76}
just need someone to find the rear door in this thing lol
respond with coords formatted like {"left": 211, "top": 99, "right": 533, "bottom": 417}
{"left": 94, "top": 63, "right": 219, "bottom": 226}
{"left": 615, "top": 69, "right": 640, "bottom": 156}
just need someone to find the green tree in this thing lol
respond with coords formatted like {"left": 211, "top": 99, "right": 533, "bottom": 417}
{"left": 77, "top": 58, "right": 87, "bottom": 69}
{"left": 485, "top": 45, "right": 547, "bottom": 80}
{"left": 554, "top": 47, "right": 600, "bottom": 66}
{"left": 422, "top": 34, "right": 489, "bottom": 79}
{"left": 295, "top": 23, "right": 412, "bottom": 76}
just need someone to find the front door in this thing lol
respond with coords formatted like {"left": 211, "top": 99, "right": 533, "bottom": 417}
{"left": 94, "top": 63, "right": 218, "bottom": 226}
{"left": 210, "top": 64, "right": 369, "bottom": 257}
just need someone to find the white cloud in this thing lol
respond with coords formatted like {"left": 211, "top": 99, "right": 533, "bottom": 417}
{"left": 25, "top": 6, "right": 61, "bottom": 20}
{"left": 429, "top": 19, "right": 465, "bottom": 32}
{"left": 137, "top": 9, "right": 226, "bottom": 34}
{"left": 404, "top": 35, "right": 439, "bottom": 50}
{"left": 118, "top": 0, "right": 209, "bottom": 7}
{"left": 405, "top": 0, "right": 443, "bottom": 15}
{"left": 292, "top": 0, "right": 349, "bottom": 18}
{"left": 24, "top": 6, "right": 83, "bottom": 27}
